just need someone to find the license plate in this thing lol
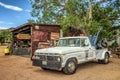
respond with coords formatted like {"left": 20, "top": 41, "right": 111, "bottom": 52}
{"left": 42, "top": 61, "right": 47, "bottom": 65}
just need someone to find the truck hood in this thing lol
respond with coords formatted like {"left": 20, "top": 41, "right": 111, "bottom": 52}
{"left": 35, "top": 47, "right": 81, "bottom": 55}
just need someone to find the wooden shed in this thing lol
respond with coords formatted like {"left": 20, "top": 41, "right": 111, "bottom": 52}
{"left": 11, "top": 23, "right": 61, "bottom": 57}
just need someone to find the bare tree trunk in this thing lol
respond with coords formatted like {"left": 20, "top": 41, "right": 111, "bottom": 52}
{"left": 89, "top": 0, "right": 93, "bottom": 20}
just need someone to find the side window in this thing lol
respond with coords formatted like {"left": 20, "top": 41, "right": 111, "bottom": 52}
{"left": 68, "top": 38, "right": 80, "bottom": 47}
{"left": 81, "top": 38, "right": 89, "bottom": 47}
{"left": 59, "top": 39, "right": 67, "bottom": 46}
{"left": 68, "top": 39, "right": 74, "bottom": 46}
{"left": 75, "top": 39, "right": 80, "bottom": 46}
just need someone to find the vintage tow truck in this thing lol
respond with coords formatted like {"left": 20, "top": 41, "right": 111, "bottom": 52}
{"left": 32, "top": 31, "right": 112, "bottom": 74}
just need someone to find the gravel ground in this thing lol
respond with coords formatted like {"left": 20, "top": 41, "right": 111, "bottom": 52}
{"left": 0, "top": 46, "right": 120, "bottom": 80}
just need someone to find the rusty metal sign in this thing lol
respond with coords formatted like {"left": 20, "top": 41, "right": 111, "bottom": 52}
{"left": 51, "top": 32, "right": 59, "bottom": 40}
{"left": 17, "top": 34, "right": 31, "bottom": 39}
{"left": 32, "top": 31, "right": 49, "bottom": 41}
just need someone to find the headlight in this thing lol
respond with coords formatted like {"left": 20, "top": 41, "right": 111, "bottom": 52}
{"left": 57, "top": 57, "right": 61, "bottom": 62}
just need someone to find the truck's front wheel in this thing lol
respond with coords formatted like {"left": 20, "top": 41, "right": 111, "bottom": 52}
{"left": 41, "top": 67, "right": 49, "bottom": 70}
{"left": 63, "top": 59, "right": 77, "bottom": 75}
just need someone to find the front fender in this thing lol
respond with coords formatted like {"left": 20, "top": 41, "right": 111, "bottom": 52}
{"left": 96, "top": 48, "right": 111, "bottom": 60}
{"left": 61, "top": 54, "right": 78, "bottom": 68}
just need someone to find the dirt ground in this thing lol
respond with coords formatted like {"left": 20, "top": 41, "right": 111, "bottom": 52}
{"left": 0, "top": 46, "right": 120, "bottom": 80}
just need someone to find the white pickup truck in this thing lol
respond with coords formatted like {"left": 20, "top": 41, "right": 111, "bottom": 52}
{"left": 32, "top": 36, "right": 112, "bottom": 74}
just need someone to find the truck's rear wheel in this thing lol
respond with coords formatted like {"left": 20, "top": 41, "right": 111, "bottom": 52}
{"left": 103, "top": 53, "right": 109, "bottom": 64}
{"left": 98, "top": 53, "right": 109, "bottom": 64}
{"left": 63, "top": 59, "right": 77, "bottom": 75}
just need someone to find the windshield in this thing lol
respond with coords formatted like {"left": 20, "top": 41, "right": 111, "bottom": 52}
{"left": 57, "top": 38, "right": 80, "bottom": 47}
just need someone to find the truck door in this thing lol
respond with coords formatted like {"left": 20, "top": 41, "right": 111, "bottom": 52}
{"left": 87, "top": 47, "right": 95, "bottom": 60}
{"left": 81, "top": 38, "right": 94, "bottom": 60}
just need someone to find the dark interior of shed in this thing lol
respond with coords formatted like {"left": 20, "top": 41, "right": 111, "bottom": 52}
{"left": 12, "top": 26, "right": 31, "bottom": 55}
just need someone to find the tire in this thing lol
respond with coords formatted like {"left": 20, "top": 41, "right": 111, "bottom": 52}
{"left": 5, "top": 53, "right": 9, "bottom": 56}
{"left": 63, "top": 59, "right": 77, "bottom": 75}
{"left": 98, "top": 59, "right": 103, "bottom": 64}
{"left": 98, "top": 53, "right": 109, "bottom": 64}
{"left": 41, "top": 67, "right": 49, "bottom": 70}
{"left": 103, "top": 53, "right": 109, "bottom": 64}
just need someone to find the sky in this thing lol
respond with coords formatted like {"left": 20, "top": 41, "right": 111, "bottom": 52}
{"left": 0, "top": 0, "right": 32, "bottom": 29}
{"left": 0, "top": 0, "right": 119, "bottom": 29}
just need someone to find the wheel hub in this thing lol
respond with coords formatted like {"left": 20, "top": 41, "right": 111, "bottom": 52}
{"left": 68, "top": 62, "right": 75, "bottom": 72}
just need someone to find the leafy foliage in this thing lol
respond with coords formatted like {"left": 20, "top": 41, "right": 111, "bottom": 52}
{"left": 27, "top": 19, "right": 36, "bottom": 24}
{"left": 30, "top": 0, "right": 120, "bottom": 40}
{"left": 0, "top": 30, "right": 12, "bottom": 44}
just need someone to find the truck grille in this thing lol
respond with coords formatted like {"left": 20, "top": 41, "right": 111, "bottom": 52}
{"left": 37, "top": 55, "right": 60, "bottom": 61}
{"left": 47, "top": 56, "right": 56, "bottom": 61}
{"left": 38, "top": 55, "right": 46, "bottom": 60}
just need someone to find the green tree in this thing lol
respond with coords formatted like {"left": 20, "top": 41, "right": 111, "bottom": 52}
{"left": 91, "top": 0, "right": 119, "bottom": 40}
{"left": 0, "top": 30, "right": 12, "bottom": 44}
{"left": 30, "top": 0, "right": 120, "bottom": 40}
{"left": 27, "top": 19, "right": 36, "bottom": 24}
{"left": 30, "top": 0, "right": 89, "bottom": 33}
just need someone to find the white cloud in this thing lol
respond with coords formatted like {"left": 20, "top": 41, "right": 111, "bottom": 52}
{"left": 0, "top": 2, "right": 23, "bottom": 11}
{"left": 0, "top": 26, "right": 8, "bottom": 29}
